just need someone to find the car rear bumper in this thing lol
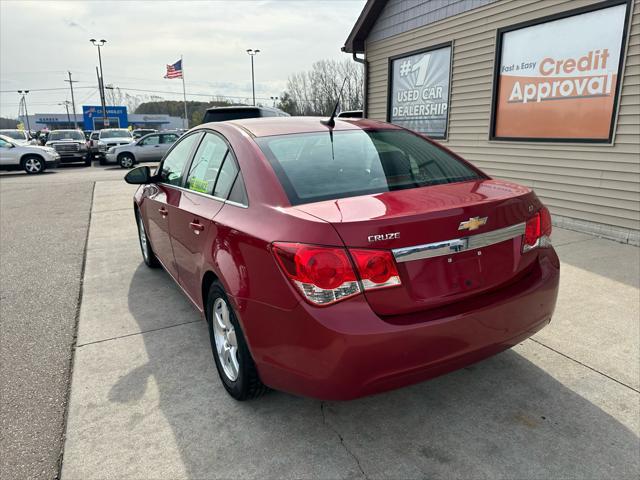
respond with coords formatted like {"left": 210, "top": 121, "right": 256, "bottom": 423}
{"left": 236, "top": 248, "right": 560, "bottom": 400}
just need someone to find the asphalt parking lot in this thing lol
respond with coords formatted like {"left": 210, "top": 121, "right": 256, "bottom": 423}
{"left": 2, "top": 165, "right": 639, "bottom": 480}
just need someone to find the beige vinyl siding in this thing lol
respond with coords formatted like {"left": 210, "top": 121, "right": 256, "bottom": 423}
{"left": 365, "top": 0, "right": 640, "bottom": 234}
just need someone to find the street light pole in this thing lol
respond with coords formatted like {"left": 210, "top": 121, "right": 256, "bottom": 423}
{"left": 246, "top": 49, "right": 260, "bottom": 106}
{"left": 90, "top": 39, "right": 108, "bottom": 128}
{"left": 18, "top": 90, "right": 31, "bottom": 133}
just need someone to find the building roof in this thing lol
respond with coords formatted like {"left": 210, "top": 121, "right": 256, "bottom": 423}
{"left": 342, "top": 0, "right": 387, "bottom": 54}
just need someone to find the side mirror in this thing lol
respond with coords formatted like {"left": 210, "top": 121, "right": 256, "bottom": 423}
{"left": 124, "top": 166, "right": 152, "bottom": 184}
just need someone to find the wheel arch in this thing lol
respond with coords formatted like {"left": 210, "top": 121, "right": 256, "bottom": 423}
{"left": 117, "top": 150, "right": 136, "bottom": 161}
{"left": 201, "top": 270, "right": 220, "bottom": 312}
{"left": 20, "top": 153, "right": 45, "bottom": 165}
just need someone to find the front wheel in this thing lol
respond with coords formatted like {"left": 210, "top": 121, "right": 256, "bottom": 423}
{"left": 118, "top": 153, "right": 135, "bottom": 169}
{"left": 135, "top": 210, "right": 159, "bottom": 268}
{"left": 206, "top": 282, "right": 267, "bottom": 400}
{"left": 22, "top": 155, "right": 45, "bottom": 174}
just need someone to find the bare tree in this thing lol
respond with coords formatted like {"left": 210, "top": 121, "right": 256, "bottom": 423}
{"left": 278, "top": 58, "right": 363, "bottom": 116}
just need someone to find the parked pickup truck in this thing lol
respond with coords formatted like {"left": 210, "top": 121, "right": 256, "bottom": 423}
{"left": 45, "top": 130, "right": 90, "bottom": 166}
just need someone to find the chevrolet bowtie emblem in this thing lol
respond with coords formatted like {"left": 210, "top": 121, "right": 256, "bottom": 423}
{"left": 458, "top": 216, "right": 488, "bottom": 231}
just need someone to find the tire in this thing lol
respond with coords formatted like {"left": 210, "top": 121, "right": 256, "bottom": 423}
{"left": 135, "top": 209, "right": 160, "bottom": 268}
{"left": 22, "top": 155, "right": 45, "bottom": 174}
{"left": 98, "top": 156, "right": 106, "bottom": 166}
{"left": 205, "top": 281, "right": 267, "bottom": 401}
{"left": 118, "top": 153, "right": 135, "bottom": 169}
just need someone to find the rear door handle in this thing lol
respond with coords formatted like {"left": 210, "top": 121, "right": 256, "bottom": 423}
{"left": 158, "top": 207, "right": 168, "bottom": 216}
{"left": 189, "top": 221, "right": 205, "bottom": 233}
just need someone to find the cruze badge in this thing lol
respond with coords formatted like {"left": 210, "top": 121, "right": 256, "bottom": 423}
{"left": 458, "top": 216, "right": 488, "bottom": 231}
{"left": 368, "top": 232, "right": 400, "bottom": 242}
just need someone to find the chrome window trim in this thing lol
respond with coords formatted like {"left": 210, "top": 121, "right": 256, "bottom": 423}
{"left": 157, "top": 183, "right": 249, "bottom": 209}
{"left": 392, "top": 222, "right": 526, "bottom": 263}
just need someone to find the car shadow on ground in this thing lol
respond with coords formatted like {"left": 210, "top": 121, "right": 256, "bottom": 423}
{"left": 0, "top": 170, "right": 58, "bottom": 179}
{"left": 113, "top": 263, "right": 639, "bottom": 479}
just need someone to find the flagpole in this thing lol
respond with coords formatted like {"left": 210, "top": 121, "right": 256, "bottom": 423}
{"left": 181, "top": 55, "right": 188, "bottom": 129}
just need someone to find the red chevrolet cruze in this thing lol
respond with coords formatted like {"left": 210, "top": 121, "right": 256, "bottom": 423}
{"left": 125, "top": 117, "right": 559, "bottom": 401}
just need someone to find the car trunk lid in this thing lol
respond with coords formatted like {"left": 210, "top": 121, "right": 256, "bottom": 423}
{"left": 294, "top": 179, "right": 542, "bottom": 316}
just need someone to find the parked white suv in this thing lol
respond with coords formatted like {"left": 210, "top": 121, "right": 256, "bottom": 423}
{"left": 0, "top": 129, "right": 34, "bottom": 145}
{"left": 0, "top": 134, "right": 60, "bottom": 174}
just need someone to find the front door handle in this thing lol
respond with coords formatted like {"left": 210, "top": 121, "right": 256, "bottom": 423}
{"left": 189, "top": 221, "right": 205, "bottom": 234}
{"left": 158, "top": 207, "right": 168, "bottom": 216}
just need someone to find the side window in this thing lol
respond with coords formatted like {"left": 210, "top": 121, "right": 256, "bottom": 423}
{"left": 159, "top": 133, "right": 200, "bottom": 185}
{"left": 213, "top": 151, "right": 239, "bottom": 199}
{"left": 0, "top": 138, "right": 9, "bottom": 148}
{"left": 140, "top": 135, "right": 159, "bottom": 146}
{"left": 228, "top": 172, "right": 248, "bottom": 205}
{"left": 161, "top": 134, "right": 178, "bottom": 144}
{"left": 186, "top": 133, "right": 228, "bottom": 194}
{"left": 91, "top": 132, "right": 99, "bottom": 140}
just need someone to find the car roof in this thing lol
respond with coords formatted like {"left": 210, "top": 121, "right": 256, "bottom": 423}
{"left": 208, "top": 116, "right": 399, "bottom": 138}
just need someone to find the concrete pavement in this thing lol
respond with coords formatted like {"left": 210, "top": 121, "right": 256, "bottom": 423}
{"left": 61, "top": 180, "right": 639, "bottom": 479}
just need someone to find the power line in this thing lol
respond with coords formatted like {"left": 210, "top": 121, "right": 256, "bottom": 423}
{"left": 0, "top": 86, "right": 96, "bottom": 93}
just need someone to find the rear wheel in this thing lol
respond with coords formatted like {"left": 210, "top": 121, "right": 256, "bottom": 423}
{"left": 205, "top": 282, "right": 266, "bottom": 400}
{"left": 22, "top": 155, "right": 45, "bottom": 174}
{"left": 135, "top": 210, "right": 159, "bottom": 268}
{"left": 118, "top": 153, "right": 135, "bottom": 169}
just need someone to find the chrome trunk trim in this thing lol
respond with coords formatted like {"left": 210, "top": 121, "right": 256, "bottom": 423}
{"left": 392, "top": 222, "right": 526, "bottom": 263}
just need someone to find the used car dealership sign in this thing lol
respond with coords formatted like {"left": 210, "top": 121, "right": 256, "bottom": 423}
{"left": 389, "top": 45, "right": 451, "bottom": 138}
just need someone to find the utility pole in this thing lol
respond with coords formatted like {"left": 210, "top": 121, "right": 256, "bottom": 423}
{"left": 18, "top": 90, "right": 31, "bottom": 132}
{"left": 59, "top": 101, "right": 72, "bottom": 125}
{"left": 65, "top": 71, "right": 79, "bottom": 129}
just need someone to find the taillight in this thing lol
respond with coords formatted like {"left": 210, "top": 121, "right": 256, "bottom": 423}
{"left": 272, "top": 243, "right": 360, "bottom": 305}
{"left": 349, "top": 249, "right": 401, "bottom": 290}
{"left": 523, "top": 207, "right": 552, "bottom": 253}
{"left": 272, "top": 243, "right": 402, "bottom": 306}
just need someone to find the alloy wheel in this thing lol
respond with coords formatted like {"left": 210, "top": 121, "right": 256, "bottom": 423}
{"left": 25, "top": 158, "right": 42, "bottom": 173}
{"left": 212, "top": 297, "right": 240, "bottom": 381}
{"left": 120, "top": 155, "right": 134, "bottom": 168}
{"left": 137, "top": 216, "right": 149, "bottom": 262}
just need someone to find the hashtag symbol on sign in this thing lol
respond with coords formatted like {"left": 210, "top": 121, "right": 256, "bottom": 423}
{"left": 399, "top": 60, "right": 412, "bottom": 76}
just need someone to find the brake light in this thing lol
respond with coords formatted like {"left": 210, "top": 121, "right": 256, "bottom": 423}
{"left": 523, "top": 207, "right": 552, "bottom": 252}
{"left": 349, "top": 249, "right": 401, "bottom": 290}
{"left": 272, "top": 243, "right": 360, "bottom": 305}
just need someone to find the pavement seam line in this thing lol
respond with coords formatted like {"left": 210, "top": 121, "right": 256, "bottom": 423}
{"left": 76, "top": 319, "right": 204, "bottom": 348}
{"left": 321, "top": 402, "right": 369, "bottom": 479}
{"left": 528, "top": 338, "right": 639, "bottom": 393}
{"left": 553, "top": 237, "right": 599, "bottom": 247}
{"left": 56, "top": 180, "right": 96, "bottom": 480}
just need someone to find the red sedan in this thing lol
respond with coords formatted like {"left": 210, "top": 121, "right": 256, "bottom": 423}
{"left": 125, "top": 117, "right": 559, "bottom": 401}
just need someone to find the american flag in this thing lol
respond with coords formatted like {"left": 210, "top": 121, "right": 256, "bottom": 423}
{"left": 164, "top": 59, "right": 183, "bottom": 79}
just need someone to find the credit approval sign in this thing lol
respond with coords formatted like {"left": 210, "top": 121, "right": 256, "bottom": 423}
{"left": 492, "top": 2, "right": 629, "bottom": 142}
{"left": 388, "top": 44, "right": 451, "bottom": 138}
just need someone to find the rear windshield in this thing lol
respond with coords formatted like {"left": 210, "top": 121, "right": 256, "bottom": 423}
{"left": 255, "top": 129, "right": 484, "bottom": 205}
{"left": 202, "top": 109, "right": 261, "bottom": 123}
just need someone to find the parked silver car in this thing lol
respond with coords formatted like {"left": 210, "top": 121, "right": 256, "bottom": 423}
{"left": 105, "top": 131, "right": 180, "bottom": 168}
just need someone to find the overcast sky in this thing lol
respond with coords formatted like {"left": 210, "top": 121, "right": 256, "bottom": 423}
{"left": 0, "top": 0, "right": 365, "bottom": 118}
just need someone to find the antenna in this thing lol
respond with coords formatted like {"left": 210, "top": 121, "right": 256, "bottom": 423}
{"left": 321, "top": 76, "right": 349, "bottom": 129}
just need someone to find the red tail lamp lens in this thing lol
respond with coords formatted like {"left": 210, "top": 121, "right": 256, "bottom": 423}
{"left": 349, "top": 249, "right": 401, "bottom": 290}
{"left": 524, "top": 212, "right": 541, "bottom": 248}
{"left": 272, "top": 243, "right": 360, "bottom": 305}
{"left": 523, "top": 207, "right": 552, "bottom": 252}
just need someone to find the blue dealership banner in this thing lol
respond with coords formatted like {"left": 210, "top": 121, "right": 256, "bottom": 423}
{"left": 82, "top": 105, "right": 128, "bottom": 130}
